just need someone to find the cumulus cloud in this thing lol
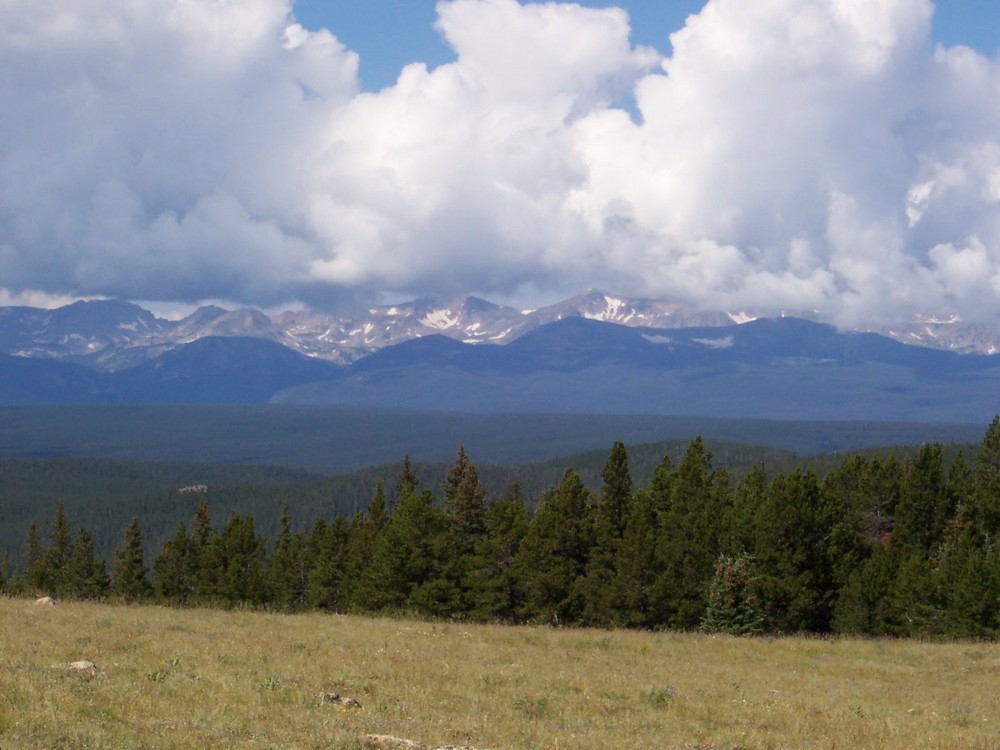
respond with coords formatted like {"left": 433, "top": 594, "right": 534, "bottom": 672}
{"left": 1, "top": 0, "right": 999, "bottom": 325}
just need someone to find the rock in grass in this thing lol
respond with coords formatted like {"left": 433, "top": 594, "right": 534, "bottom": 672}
{"left": 34, "top": 596, "right": 55, "bottom": 606}
{"left": 360, "top": 735, "right": 482, "bottom": 750}
{"left": 320, "top": 692, "right": 361, "bottom": 708}
{"left": 65, "top": 661, "right": 100, "bottom": 675}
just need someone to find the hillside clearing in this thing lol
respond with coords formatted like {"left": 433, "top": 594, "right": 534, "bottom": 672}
{"left": 1, "top": 597, "right": 998, "bottom": 749}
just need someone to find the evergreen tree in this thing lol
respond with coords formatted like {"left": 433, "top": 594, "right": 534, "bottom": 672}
{"left": 753, "top": 469, "right": 835, "bottom": 633}
{"left": 468, "top": 483, "right": 531, "bottom": 622}
{"left": 394, "top": 455, "right": 419, "bottom": 502}
{"left": 268, "top": 504, "right": 309, "bottom": 611}
{"left": 700, "top": 552, "right": 766, "bottom": 635}
{"left": 930, "top": 509, "right": 1000, "bottom": 637}
{"left": 110, "top": 518, "right": 151, "bottom": 602}
{"left": 443, "top": 446, "right": 488, "bottom": 611}
{"left": 820, "top": 458, "right": 873, "bottom": 607}
{"left": 886, "top": 551, "right": 937, "bottom": 636}
{"left": 340, "top": 481, "right": 392, "bottom": 609}
{"left": 368, "top": 479, "right": 389, "bottom": 531}
{"left": 514, "top": 468, "right": 594, "bottom": 625}
{"left": 972, "top": 415, "right": 1000, "bottom": 536}
{"left": 652, "top": 438, "right": 728, "bottom": 629}
{"left": 578, "top": 441, "right": 633, "bottom": 626}
{"left": 867, "top": 445, "right": 955, "bottom": 635}
{"left": 832, "top": 543, "right": 897, "bottom": 635}
{"left": 940, "top": 540, "right": 998, "bottom": 638}
{"left": 895, "top": 443, "right": 951, "bottom": 553}
{"left": 42, "top": 504, "right": 73, "bottom": 596}
{"left": 946, "top": 452, "right": 974, "bottom": 521}
{"left": 598, "top": 440, "right": 632, "bottom": 538}
{"left": 66, "top": 528, "right": 108, "bottom": 599}
{"left": 23, "top": 520, "right": 45, "bottom": 593}
{"left": 153, "top": 522, "right": 192, "bottom": 603}
{"left": 723, "top": 464, "right": 767, "bottom": 555}
{"left": 218, "top": 513, "right": 266, "bottom": 605}
{"left": 307, "top": 516, "right": 350, "bottom": 611}
{"left": 613, "top": 456, "right": 672, "bottom": 627}
{"left": 188, "top": 501, "right": 222, "bottom": 602}
{"left": 444, "top": 445, "right": 487, "bottom": 557}
{"left": 361, "top": 475, "right": 457, "bottom": 617}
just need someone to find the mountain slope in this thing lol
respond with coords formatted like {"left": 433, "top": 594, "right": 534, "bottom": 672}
{"left": 0, "top": 354, "right": 119, "bottom": 404}
{"left": 274, "top": 317, "right": 1000, "bottom": 422}
{"left": 112, "top": 337, "right": 340, "bottom": 403}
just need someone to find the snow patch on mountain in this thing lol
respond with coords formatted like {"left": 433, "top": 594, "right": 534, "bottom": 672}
{"left": 642, "top": 334, "right": 675, "bottom": 345}
{"left": 694, "top": 336, "right": 735, "bottom": 349}
{"left": 421, "top": 309, "right": 459, "bottom": 329}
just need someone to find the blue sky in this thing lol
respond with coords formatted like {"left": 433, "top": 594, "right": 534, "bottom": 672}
{"left": 291, "top": 0, "right": 1000, "bottom": 91}
{"left": 3, "top": 0, "right": 1000, "bottom": 324}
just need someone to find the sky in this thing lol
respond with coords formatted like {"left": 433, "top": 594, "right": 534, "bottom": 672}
{"left": 2, "top": 0, "right": 1000, "bottom": 327}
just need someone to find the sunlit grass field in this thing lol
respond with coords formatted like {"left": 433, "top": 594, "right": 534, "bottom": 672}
{"left": 1, "top": 596, "right": 998, "bottom": 749}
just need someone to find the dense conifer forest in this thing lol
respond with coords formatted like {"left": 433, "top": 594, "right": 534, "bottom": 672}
{"left": 5, "top": 417, "right": 1000, "bottom": 638}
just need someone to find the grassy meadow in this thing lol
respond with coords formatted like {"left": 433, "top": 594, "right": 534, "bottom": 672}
{"left": 1, "top": 597, "right": 998, "bottom": 749}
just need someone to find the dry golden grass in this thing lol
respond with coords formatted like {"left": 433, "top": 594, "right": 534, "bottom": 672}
{"left": 1, "top": 595, "right": 999, "bottom": 749}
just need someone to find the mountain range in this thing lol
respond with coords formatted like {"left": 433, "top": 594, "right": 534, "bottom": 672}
{"left": 0, "top": 292, "right": 999, "bottom": 422}
{"left": 2, "top": 291, "right": 998, "bottom": 370}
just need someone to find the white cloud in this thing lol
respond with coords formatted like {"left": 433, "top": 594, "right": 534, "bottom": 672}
{"left": 1, "top": 0, "right": 999, "bottom": 326}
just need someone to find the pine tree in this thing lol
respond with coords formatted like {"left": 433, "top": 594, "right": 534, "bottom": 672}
{"left": 362, "top": 481, "right": 457, "bottom": 616}
{"left": 153, "top": 522, "right": 193, "bottom": 603}
{"left": 578, "top": 441, "right": 633, "bottom": 626}
{"left": 723, "top": 464, "right": 767, "bottom": 555}
{"left": 972, "top": 415, "right": 1000, "bottom": 536}
{"left": 218, "top": 513, "right": 266, "bottom": 605}
{"left": 820, "top": 458, "right": 873, "bottom": 606}
{"left": 928, "top": 507, "right": 1000, "bottom": 637}
{"left": 895, "top": 443, "right": 951, "bottom": 553}
{"left": 188, "top": 501, "right": 221, "bottom": 602}
{"left": 23, "top": 521, "right": 46, "bottom": 592}
{"left": 443, "top": 446, "right": 489, "bottom": 611}
{"left": 444, "top": 445, "right": 487, "bottom": 557}
{"left": 832, "top": 543, "right": 897, "bottom": 635}
{"left": 613, "top": 456, "right": 672, "bottom": 627}
{"left": 368, "top": 479, "right": 389, "bottom": 531}
{"left": 468, "top": 483, "right": 531, "bottom": 622}
{"left": 866, "top": 445, "right": 955, "bottom": 635}
{"left": 307, "top": 516, "right": 350, "bottom": 611}
{"left": 394, "top": 455, "right": 419, "bottom": 503}
{"left": 753, "top": 468, "right": 836, "bottom": 633}
{"left": 110, "top": 518, "right": 151, "bottom": 602}
{"left": 268, "top": 505, "right": 309, "bottom": 611}
{"left": 514, "top": 468, "right": 594, "bottom": 625}
{"left": 341, "top": 481, "right": 393, "bottom": 609}
{"left": 67, "top": 528, "right": 108, "bottom": 599}
{"left": 360, "top": 458, "right": 458, "bottom": 616}
{"left": 652, "top": 438, "right": 728, "bottom": 629}
{"left": 42, "top": 504, "right": 73, "bottom": 596}
{"left": 940, "top": 540, "right": 998, "bottom": 638}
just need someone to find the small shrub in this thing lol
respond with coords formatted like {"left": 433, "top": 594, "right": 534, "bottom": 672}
{"left": 643, "top": 686, "right": 675, "bottom": 706}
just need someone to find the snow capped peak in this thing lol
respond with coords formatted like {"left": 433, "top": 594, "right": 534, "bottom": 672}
{"left": 421, "top": 309, "right": 459, "bottom": 330}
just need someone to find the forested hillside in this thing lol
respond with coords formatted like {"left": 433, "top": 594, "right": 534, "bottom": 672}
{"left": 0, "top": 439, "right": 808, "bottom": 564}
{"left": 5, "top": 418, "right": 1000, "bottom": 638}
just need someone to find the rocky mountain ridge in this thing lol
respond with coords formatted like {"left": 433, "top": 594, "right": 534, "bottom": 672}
{"left": 0, "top": 290, "right": 996, "bottom": 370}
